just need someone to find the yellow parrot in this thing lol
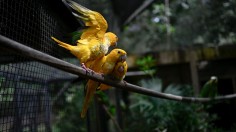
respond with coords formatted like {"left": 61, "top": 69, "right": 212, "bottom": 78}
{"left": 62, "top": 0, "right": 111, "bottom": 44}
{"left": 51, "top": 33, "right": 117, "bottom": 67}
{"left": 52, "top": 0, "right": 118, "bottom": 68}
{"left": 81, "top": 49, "right": 127, "bottom": 118}
{"left": 98, "top": 61, "right": 128, "bottom": 91}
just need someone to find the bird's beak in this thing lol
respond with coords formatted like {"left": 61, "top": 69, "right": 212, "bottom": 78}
{"left": 119, "top": 55, "right": 127, "bottom": 62}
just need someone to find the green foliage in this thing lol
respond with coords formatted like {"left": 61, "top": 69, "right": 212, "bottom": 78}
{"left": 96, "top": 91, "right": 116, "bottom": 115}
{"left": 52, "top": 84, "right": 86, "bottom": 132}
{"left": 121, "top": 3, "right": 172, "bottom": 53}
{"left": 172, "top": 0, "right": 236, "bottom": 46}
{"left": 136, "top": 55, "right": 157, "bottom": 76}
{"left": 124, "top": 78, "right": 216, "bottom": 132}
{"left": 0, "top": 87, "right": 14, "bottom": 101}
{"left": 0, "top": 77, "right": 14, "bottom": 102}
{"left": 121, "top": 1, "right": 236, "bottom": 53}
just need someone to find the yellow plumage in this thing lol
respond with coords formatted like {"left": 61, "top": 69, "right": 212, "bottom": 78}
{"left": 98, "top": 61, "right": 128, "bottom": 90}
{"left": 64, "top": 0, "right": 108, "bottom": 43}
{"left": 62, "top": 0, "right": 118, "bottom": 46}
{"left": 81, "top": 49, "right": 127, "bottom": 118}
{"left": 52, "top": 0, "right": 118, "bottom": 66}
{"left": 51, "top": 37, "right": 96, "bottom": 63}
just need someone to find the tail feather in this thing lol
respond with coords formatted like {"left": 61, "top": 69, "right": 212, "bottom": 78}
{"left": 64, "top": 0, "right": 91, "bottom": 21}
{"left": 81, "top": 80, "right": 99, "bottom": 118}
{"left": 98, "top": 84, "right": 110, "bottom": 91}
{"left": 51, "top": 37, "right": 73, "bottom": 51}
{"left": 67, "top": 0, "right": 91, "bottom": 14}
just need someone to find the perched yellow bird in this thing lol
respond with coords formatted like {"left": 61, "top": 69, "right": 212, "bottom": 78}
{"left": 52, "top": 0, "right": 118, "bottom": 68}
{"left": 62, "top": 0, "right": 111, "bottom": 44}
{"left": 81, "top": 49, "right": 127, "bottom": 118}
{"left": 51, "top": 33, "right": 117, "bottom": 66}
{"left": 98, "top": 61, "right": 128, "bottom": 90}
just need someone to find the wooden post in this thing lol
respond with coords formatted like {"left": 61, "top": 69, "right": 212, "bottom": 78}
{"left": 232, "top": 77, "right": 236, "bottom": 105}
{"left": 189, "top": 50, "right": 200, "bottom": 96}
{"left": 233, "top": 76, "right": 236, "bottom": 94}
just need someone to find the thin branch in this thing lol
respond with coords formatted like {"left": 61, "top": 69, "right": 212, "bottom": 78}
{"left": 51, "top": 78, "right": 80, "bottom": 105}
{"left": 102, "top": 105, "right": 123, "bottom": 132}
{"left": 1, "top": 34, "right": 236, "bottom": 103}
{"left": 96, "top": 95, "right": 123, "bottom": 132}
{"left": 124, "top": 0, "right": 154, "bottom": 25}
{"left": 126, "top": 70, "right": 155, "bottom": 76}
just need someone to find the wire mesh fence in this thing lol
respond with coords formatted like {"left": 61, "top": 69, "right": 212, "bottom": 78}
{"left": 0, "top": 0, "right": 85, "bottom": 131}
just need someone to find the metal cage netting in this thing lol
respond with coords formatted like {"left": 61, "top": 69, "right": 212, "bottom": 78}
{"left": 0, "top": 0, "right": 82, "bottom": 131}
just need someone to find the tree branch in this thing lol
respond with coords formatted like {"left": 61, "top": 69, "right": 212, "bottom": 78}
{"left": 52, "top": 78, "right": 80, "bottom": 105}
{"left": 1, "top": 34, "right": 236, "bottom": 103}
{"left": 124, "top": 0, "right": 154, "bottom": 25}
{"left": 99, "top": 100, "right": 123, "bottom": 132}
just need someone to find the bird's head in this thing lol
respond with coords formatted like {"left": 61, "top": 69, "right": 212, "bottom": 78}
{"left": 105, "top": 32, "right": 118, "bottom": 47}
{"left": 109, "top": 49, "right": 127, "bottom": 62}
{"left": 210, "top": 76, "right": 218, "bottom": 83}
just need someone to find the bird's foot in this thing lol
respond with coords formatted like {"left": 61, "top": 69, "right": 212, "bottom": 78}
{"left": 99, "top": 73, "right": 105, "bottom": 77}
{"left": 81, "top": 63, "right": 94, "bottom": 74}
{"left": 123, "top": 80, "right": 127, "bottom": 85}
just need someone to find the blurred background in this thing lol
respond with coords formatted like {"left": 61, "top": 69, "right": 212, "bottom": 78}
{"left": 1, "top": 0, "right": 236, "bottom": 132}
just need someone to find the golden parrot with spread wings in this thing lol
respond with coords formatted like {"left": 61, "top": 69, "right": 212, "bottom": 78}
{"left": 51, "top": 33, "right": 117, "bottom": 67}
{"left": 62, "top": 0, "right": 111, "bottom": 43}
{"left": 98, "top": 61, "right": 128, "bottom": 91}
{"left": 81, "top": 49, "right": 127, "bottom": 118}
{"left": 51, "top": 0, "right": 118, "bottom": 68}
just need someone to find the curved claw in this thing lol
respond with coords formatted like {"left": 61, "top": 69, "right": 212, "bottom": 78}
{"left": 81, "top": 63, "right": 94, "bottom": 74}
{"left": 123, "top": 80, "right": 127, "bottom": 85}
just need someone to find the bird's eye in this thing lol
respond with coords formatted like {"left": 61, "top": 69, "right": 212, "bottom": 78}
{"left": 118, "top": 51, "right": 121, "bottom": 54}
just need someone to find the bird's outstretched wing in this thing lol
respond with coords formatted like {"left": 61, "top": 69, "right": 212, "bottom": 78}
{"left": 62, "top": 0, "right": 108, "bottom": 44}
